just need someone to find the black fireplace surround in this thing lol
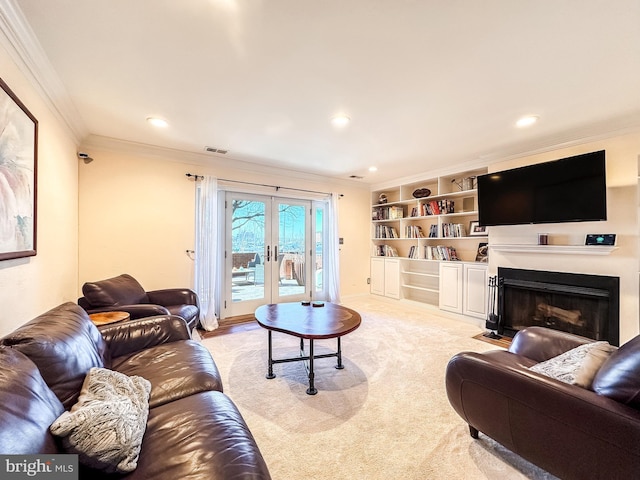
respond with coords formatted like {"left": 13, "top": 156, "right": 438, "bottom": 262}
{"left": 497, "top": 267, "right": 620, "bottom": 346}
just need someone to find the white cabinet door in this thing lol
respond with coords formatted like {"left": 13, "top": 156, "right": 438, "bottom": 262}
{"left": 463, "top": 263, "right": 488, "bottom": 319}
{"left": 370, "top": 258, "right": 385, "bottom": 296}
{"left": 439, "top": 263, "right": 463, "bottom": 313}
{"left": 384, "top": 258, "right": 401, "bottom": 299}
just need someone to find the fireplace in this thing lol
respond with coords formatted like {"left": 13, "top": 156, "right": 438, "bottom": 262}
{"left": 497, "top": 268, "right": 620, "bottom": 346}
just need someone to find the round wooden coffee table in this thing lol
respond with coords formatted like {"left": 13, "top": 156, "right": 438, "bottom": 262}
{"left": 254, "top": 302, "right": 361, "bottom": 395}
{"left": 89, "top": 311, "right": 130, "bottom": 326}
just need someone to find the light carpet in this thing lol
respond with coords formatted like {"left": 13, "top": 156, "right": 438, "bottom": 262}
{"left": 201, "top": 296, "right": 559, "bottom": 480}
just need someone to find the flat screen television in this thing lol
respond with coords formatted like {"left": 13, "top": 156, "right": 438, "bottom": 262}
{"left": 477, "top": 150, "right": 607, "bottom": 226}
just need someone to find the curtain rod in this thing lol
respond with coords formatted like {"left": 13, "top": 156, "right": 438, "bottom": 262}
{"left": 185, "top": 173, "right": 341, "bottom": 197}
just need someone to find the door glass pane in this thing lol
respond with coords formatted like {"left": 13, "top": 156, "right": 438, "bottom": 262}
{"left": 231, "top": 198, "right": 266, "bottom": 304}
{"left": 315, "top": 206, "right": 324, "bottom": 293}
{"left": 278, "top": 202, "right": 306, "bottom": 298}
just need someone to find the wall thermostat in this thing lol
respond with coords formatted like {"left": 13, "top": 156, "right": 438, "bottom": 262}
{"left": 585, "top": 234, "right": 616, "bottom": 246}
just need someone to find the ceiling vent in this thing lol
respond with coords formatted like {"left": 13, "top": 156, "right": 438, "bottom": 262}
{"left": 205, "top": 146, "right": 228, "bottom": 154}
{"left": 349, "top": 175, "right": 364, "bottom": 179}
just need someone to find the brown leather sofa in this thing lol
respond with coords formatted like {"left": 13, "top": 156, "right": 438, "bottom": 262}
{"left": 446, "top": 326, "right": 640, "bottom": 480}
{"left": 0, "top": 302, "right": 271, "bottom": 479}
{"left": 78, "top": 274, "right": 200, "bottom": 330}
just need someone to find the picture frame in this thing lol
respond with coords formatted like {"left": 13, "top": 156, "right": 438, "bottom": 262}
{"left": 469, "top": 220, "right": 487, "bottom": 236}
{"left": 475, "top": 242, "right": 488, "bottom": 262}
{"left": 0, "top": 77, "right": 38, "bottom": 261}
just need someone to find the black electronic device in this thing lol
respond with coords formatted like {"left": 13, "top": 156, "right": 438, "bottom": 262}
{"left": 477, "top": 150, "right": 607, "bottom": 226}
{"left": 585, "top": 234, "right": 616, "bottom": 246}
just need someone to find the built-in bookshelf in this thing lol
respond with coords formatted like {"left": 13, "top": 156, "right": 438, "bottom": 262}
{"left": 371, "top": 167, "right": 488, "bottom": 263}
{"left": 370, "top": 167, "right": 488, "bottom": 308}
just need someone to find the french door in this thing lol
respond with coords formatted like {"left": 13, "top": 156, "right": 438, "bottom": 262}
{"left": 223, "top": 192, "right": 326, "bottom": 318}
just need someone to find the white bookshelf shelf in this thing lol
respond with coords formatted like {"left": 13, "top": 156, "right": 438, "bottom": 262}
{"left": 402, "top": 283, "right": 439, "bottom": 293}
{"left": 402, "top": 270, "right": 439, "bottom": 278}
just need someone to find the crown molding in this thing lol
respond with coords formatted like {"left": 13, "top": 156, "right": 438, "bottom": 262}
{"left": 81, "top": 134, "right": 369, "bottom": 191}
{"left": 371, "top": 111, "right": 640, "bottom": 191}
{"left": 0, "top": 0, "right": 87, "bottom": 142}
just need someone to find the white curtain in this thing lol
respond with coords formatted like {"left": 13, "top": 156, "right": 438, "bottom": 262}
{"left": 325, "top": 193, "right": 341, "bottom": 303}
{"left": 194, "top": 176, "right": 219, "bottom": 330}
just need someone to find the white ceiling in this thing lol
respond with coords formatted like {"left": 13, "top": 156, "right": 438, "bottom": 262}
{"left": 10, "top": 0, "right": 640, "bottom": 183}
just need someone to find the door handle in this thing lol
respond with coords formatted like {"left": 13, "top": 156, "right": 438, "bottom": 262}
{"left": 274, "top": 246, "right": 278, "bottom": 261}
{"left": 266, "top": 245, "right": 271, "bottom": 262}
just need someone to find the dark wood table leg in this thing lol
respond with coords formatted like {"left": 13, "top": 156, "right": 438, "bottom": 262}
{"left": 335, "top": 336, "right": 344, "bottom": 369}
{"left": 306, "top": 339, "right": 317, "bottom": 395}
{"left": 266, "top": 330, "right": 276, "bottom": 379}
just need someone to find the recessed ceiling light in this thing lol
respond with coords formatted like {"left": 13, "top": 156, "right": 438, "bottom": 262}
{"left": 331, "top": 115, "right": 351, "bottom": 127}
{"left": 146, "top": 116, "right": 169, "bottom": 128}
{"left": 368, "top": 166, "right": 378, "bottom": 172}
{"left": 516, "top": 115, "right": 539, "bottom": 128}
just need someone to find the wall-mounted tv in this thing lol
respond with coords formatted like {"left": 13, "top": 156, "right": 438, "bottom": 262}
{"left": 477, "top": 150, "right": 607, "bottom": 226}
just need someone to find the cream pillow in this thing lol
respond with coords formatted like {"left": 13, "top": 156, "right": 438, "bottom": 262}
{"left": 529, "top": 341, "right": 614, "bottom": 389}
{"left": 50, "top": 367, "right": 151, "bottom": 473}
{"left": 574, "top": 342, "right": 617, "bottom": 389}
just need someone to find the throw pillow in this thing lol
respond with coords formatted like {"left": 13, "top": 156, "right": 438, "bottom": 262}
{"left": 529, "top": 341, "right": 612, "bottom": 387}
{"left": 50, "top": 367, "right": 151, "bottom": 473}
{"left": 573, "top": 341, "right": 617, "bottom": 389}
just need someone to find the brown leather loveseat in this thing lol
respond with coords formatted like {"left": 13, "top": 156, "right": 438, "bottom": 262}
{"left": 0, "top": 302, "right": 271, "bottom": 479}
{"left": 446, "top": 326, "right": 640, "bottom": 479}
{"left": 78, "top": 274, "right": 200, "bottom": 329}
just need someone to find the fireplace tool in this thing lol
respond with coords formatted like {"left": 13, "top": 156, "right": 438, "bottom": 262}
{"left": 484, "top": 275, "right": 501, "bottom": 339}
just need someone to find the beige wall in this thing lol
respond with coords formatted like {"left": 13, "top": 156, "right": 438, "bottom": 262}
{"left": 487, "top": 133, "right": 640, "bottom": 343}
{"left": 78, "top": 144, "right": 372, "bottom": 306}
{"left": 0, "top": 47, "right": 79, "bottom": 336}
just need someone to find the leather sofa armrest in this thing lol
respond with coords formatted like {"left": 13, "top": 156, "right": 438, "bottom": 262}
{"left": 99, "top": 315, "right": 191, "bottom": 358}
{"left": 508, "top": 326, "right": 594, "bottom": 362}
{"left": 147, "top": 288, "right": 199, "bottom": 307}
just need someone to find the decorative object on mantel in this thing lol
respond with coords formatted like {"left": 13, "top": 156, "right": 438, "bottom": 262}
{"left": 378, "top": 193, "right": 387, "bottom": 204}
{"left": 585, "top": 234, "right": 616, "bottom": 246}
{"left": 451, "top": 176, "right": 476, "bottom": 191}
{"left": 412, "top": 188, "right": 431, "bottom": 198}
{"left": 538, "top": 233, "right": 549, "bottom": 245}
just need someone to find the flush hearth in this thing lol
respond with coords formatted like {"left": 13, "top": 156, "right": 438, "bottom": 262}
{"left": 497, "top": 267, "right": 619, "bottom": 346}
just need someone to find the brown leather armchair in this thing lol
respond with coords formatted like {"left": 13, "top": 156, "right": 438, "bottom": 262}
{"left": 78, "top": 274, "right": 200, "bottom": 330}
{"left": 446, "top": 326, "right": 640, "bottom": 480}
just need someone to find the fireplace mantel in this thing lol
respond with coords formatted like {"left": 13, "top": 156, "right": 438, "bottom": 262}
{"left": 490, "top": 244, "right": 617, "bottom": 256}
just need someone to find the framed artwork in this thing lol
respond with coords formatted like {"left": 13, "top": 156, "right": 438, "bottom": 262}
{"left": 475, "top": 242, "right": 488, "bottom": 263}
{"left": 469, "top": 220, "right": 487, "bottom": 236}
{"left": 0, "top": 77, "right": 38, "bottom": 261}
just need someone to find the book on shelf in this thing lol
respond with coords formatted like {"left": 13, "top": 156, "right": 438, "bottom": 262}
{"left": 424, "top": 245, "right": 460, "bottom": 261}
{"left": 407, "top": 245, "right": 420, "bottom": 259}
{"left": 409, "top": 200, "right": 455, "bottom": 217}
{"left": 375, "top": 225, "right": 398, "bottom": 238}
{"left": 441, "top": 223, "right": 466, "bottom": 238}
{"left": 372, "top": 205, "right": 404, "bottom": 220}
{"left": 375, "top": 244, "right": 398, "bottom": 257}
{"left": 405, "top": 225, "right": 425, "bottom": 238}
{"left": 388, "top": 206, "right": 404, "bottom": 219}
{"left": 428, "top": 224, "right": 438, "bottom": 238}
